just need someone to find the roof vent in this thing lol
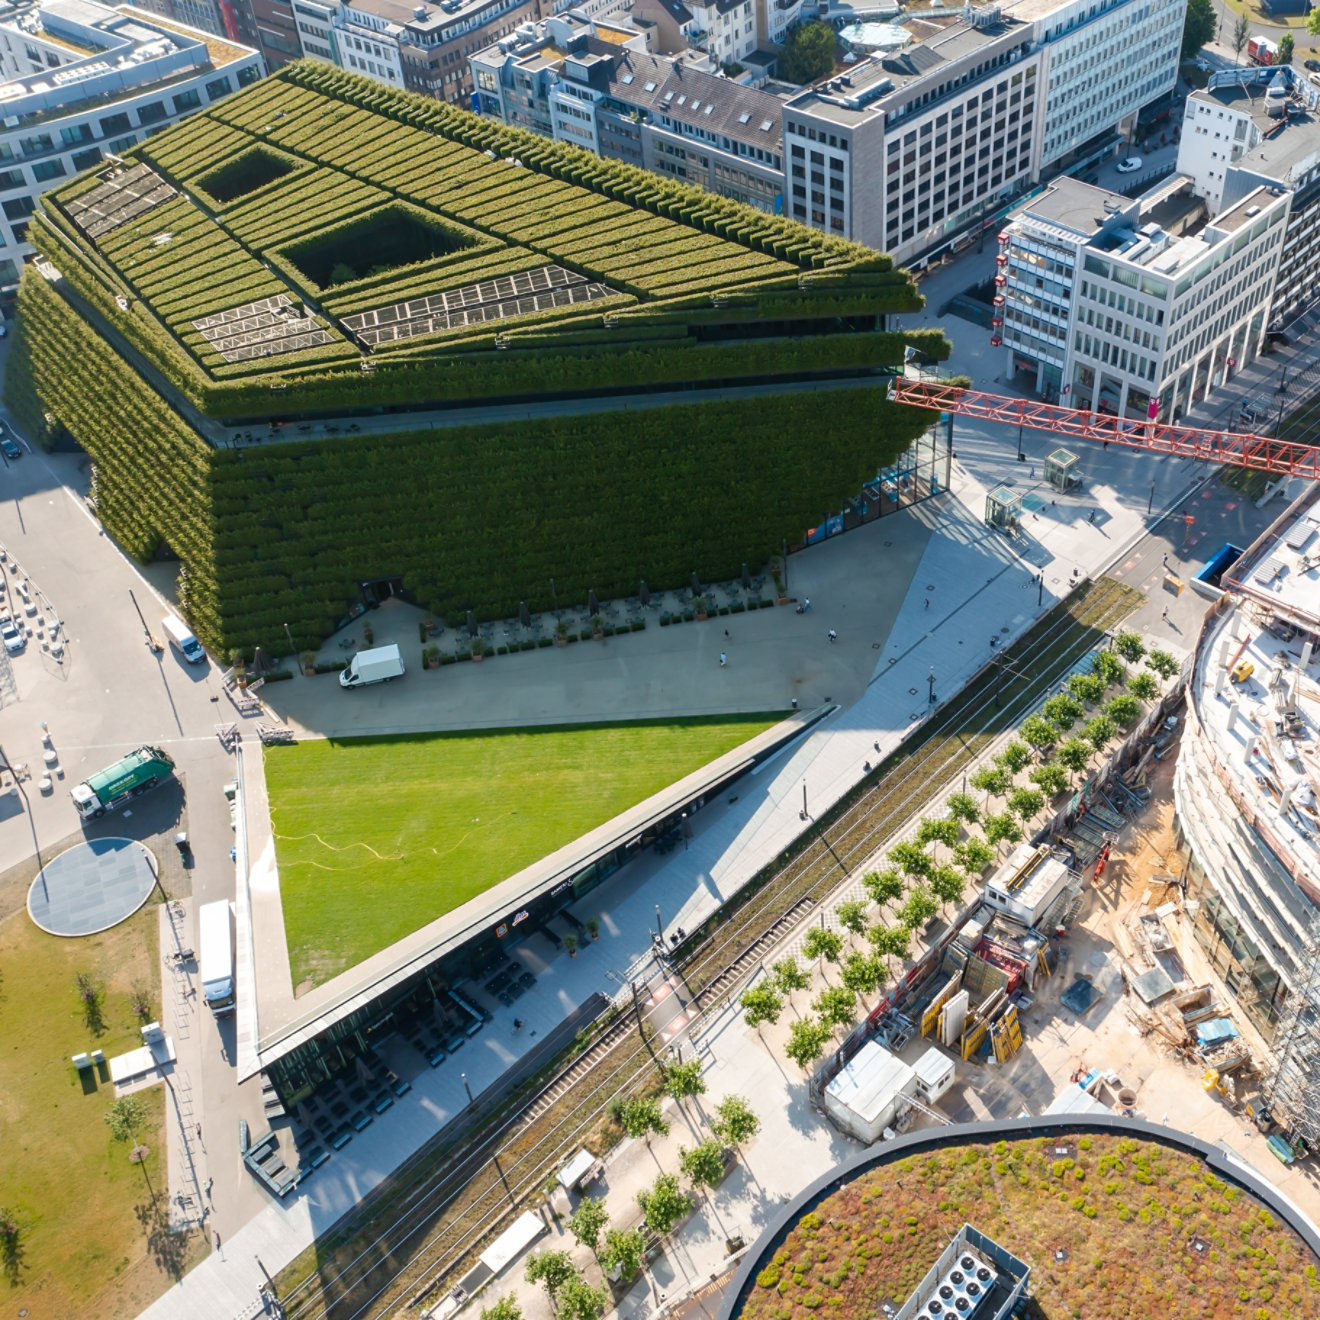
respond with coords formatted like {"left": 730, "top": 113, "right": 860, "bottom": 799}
{"left": 1246, "top": 205, "right": 1261, "bottom": 216}
{"left": 960, "top": 1258, "right": 975, "bottom": 1271}
{"left": 413, "top": 4, "right": 426, "bottom": 16}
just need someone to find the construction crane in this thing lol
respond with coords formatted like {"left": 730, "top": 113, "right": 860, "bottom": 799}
{"left": 888, "top": 377, "right": 1320, "bottom": 479}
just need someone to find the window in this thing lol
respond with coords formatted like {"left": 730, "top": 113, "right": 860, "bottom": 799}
{"left": 173, "top": 89, "right": 201, "bottom": 113}
{"left": 137, "top": 102, "right": 167, "bottom": 126}
{"left": 206, "top": 76, "right": 233, "bottom": 101}
{"left": 71, "top": 147, "right": 101, "bottom": 172}
{"left": 31, "top": 159, "right": 64, "bottom": 182}
{"left": 0, "top": 169, "right": 19, "bottom": 192}
{"left": 59, "top": 124, "right": 93, "bottom": 147}
{"left": 108, "top": 134, "right": 137, "bottom": 154}
{"left": 2, "top": 195, "right": 34, "bottom": 221}
{"left": 100, "top": 112, "right": 131, "bottom": 136}
{"left": 237, "top": 65, "right": 260, "bottom": 86}
{"left": 18, "top": 133, "right": 52, "bottom": 157}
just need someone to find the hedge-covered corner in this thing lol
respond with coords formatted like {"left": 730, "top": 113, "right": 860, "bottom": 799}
{"left": 13, "top": 62, "right": 951, "bottom": 653}
{"left": 9, "top": 265, "right": 934, "bottom": 654}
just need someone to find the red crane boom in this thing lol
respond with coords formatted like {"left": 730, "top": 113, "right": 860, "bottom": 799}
{"left": 888, "top": 377, "right": 1316, "bottom": 479}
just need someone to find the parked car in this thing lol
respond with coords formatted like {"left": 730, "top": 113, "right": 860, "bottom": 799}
{"left": 1306, "top": 58, "right": 1320, "bottom": 72}
{"left": 0, "top": 434, "right": 20, "bottom": 460}
{"left": 1267, "top": 330, "right": 1292, "bottom": 347}
{"left": 0, "top": 615, "right": 23, "bottom": 654}
{"left": 1116, "top": 156, "right": 1143, "bottom": 174}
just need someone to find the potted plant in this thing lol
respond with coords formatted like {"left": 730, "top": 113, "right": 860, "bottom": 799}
{"left": 564, "top": 932, "right": 578, "bottom": 957}
{"left": 586, "top": 916, "right": 600, "bottom": 941}
{"left": 471, "top": 637, "right": 487, "bottom": 663}
{"left": 555, "top": 619, "right": 570, "bottom": 647}
{"left": 229, "top": 648, "right": 247, "bottom": 687}
{"left": 590, "top": 614, "right": 604, "bottom": 640}
{"left": 300, "top": 650, "right": 317, "bottom": 676}
{"left": 424, "top": 643, "right": 441, "bottom": 669}
{"left": 424, "top": 615, "right": 437, "bottom": 635}
{"left": 694, "top": 596, "right": 709, "bottom": 621}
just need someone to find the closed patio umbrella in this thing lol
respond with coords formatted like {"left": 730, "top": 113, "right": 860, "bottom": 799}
{"left": 588, "top": 589, "right": 599, "bottom": 616}
{"left": 467, "top": 609, "right": 477, "bottom": 638}
{"left": 639, "top": 580, "right": 651, "bottom": 606}
{"left": 690, "top": 571, "right": 702, "bottom": 594}
{"left": 519, "top": 600, "right": 531, "bottom": 628}
{"left": 741, "top": 562, "right": 751, "bottom": 590}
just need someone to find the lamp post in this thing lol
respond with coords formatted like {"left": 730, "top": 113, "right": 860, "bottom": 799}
{"left": 928, "top": 666, "right": 936, "bottom": 705}
{"left": 655, "top": 904, "right": 663, "bottom": 942}
{"left": 282, "top": 621, "right": 301, "bottom": 675}
{"left": 461, "top": 1072, "right": 473, "bottom": 1105}
{"left": 800, "top": 780, "right": 808, "bottom": 820}
{"left": 1037, "top": 574, "right": 1044, "bottom": 608}
{"left": 1147, "top": 480, "right": 1155, "bottom": 516}
{"left": 1017, "top": 420, "right": 1025, "bottom": 462}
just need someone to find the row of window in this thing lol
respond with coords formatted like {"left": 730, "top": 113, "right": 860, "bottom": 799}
{"left": 1075, "top": 330, "right": 1157, "bottom": 381}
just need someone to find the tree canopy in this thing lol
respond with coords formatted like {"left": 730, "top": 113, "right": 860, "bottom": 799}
{"left": 777, "top": 21, "right": 836, "bottom": 83}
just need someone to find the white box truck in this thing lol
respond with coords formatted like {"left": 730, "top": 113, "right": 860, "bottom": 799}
{"left": 339, "top": 643, "right": 404, "bottom": 689}
{"left": 162, "top": 614, "right": 206, "bottom": 664}
{"left": 198, "top": 900, "right": 235, "bottom": 1016}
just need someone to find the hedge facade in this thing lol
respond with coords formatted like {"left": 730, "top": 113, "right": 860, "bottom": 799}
{"left": 13, "top": 63, "right": 949, "bottom": 652}
{"left": 7, "top": 268, "right": 932, "bottom": 652}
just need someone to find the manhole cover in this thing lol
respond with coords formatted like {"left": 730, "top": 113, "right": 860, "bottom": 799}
{"left": 908, "top": 688, "right": 919, "bottom": 695}
{"left": 926, "top": 584, "right": 936, "bottom": 590}
{"left": 872, "top": 643, "right": 882, "bottom": 649}
{"left": 1000, "top": 626, "right": 1010, "bottom": 633}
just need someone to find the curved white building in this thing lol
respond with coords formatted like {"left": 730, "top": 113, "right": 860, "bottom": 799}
{"left": 1174, "top": 491, "right": 1320, "bottom": 1042}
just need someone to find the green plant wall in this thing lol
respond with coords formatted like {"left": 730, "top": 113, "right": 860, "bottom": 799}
{"left": 8, "top": 269, "right": 936, "bottom": 654}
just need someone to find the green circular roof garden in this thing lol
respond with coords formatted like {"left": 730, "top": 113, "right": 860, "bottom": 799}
{"left": 731, "top": 1126, "right": 1320, "bottom": 1320}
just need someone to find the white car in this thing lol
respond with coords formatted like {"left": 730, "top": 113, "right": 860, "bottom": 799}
{"left": 1115, "top": 156, "right": 1143, "bottom": 174}
{"left": 0, "top": 615, "right": 23, "bottom": 654}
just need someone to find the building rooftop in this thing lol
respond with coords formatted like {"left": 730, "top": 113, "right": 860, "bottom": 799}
{"left": 1019, "top": 175, "right": 1128, "bottom": 234}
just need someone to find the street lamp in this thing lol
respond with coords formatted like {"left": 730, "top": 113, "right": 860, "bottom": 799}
{"left": 461, "top": 1072, "right": 473, "bottom": 1105}
{"left": 1017, "top": 420, "right": 1025, "bottom": 462}
{"left": 928, "top": 666, "right": 937, "bottom": 705}
{"left": 655, "top": 904, "right": 663, "bottom": 942}
{"left": 282, "top": 621, "right": 301, "bottom": 675}
{"left": 800, "top": 779, "right": 809, "bottom": 820}
{"left": 1147, "top": 480, "right": 1155, "bottom": 516}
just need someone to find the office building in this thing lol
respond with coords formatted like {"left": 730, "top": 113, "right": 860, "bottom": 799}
{"left": 133, "top": 0, "right": 299, "bottom": 69}
{"left": 1177, "top": 65, "right": 1320, "bottom": 332}
{"left": 0, "top": 0, "right": 262, "bottom": 291}
{"left": 471, "top": 13, "right": 786, "bottom": 209}
{"left": 997, "top": 170, "right": 1287, "bottom": 419}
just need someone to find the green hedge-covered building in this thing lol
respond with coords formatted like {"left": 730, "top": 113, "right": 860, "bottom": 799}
{"left": 6, "top": 60, "right": 948, "bottom": 654}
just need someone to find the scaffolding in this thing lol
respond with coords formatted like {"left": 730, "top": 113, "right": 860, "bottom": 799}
{"left": 1263, "top": 917, "right": 1320, "bottom": 1147}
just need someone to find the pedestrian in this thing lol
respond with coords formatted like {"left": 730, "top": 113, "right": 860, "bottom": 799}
{"left": 1161, "top": 607, "right": 1169, "bottom": 621}
{"left": 1029, "top": 465, "right": 1035, "bottom": 479}
{"left": 513, "top": 1018, "right": 523, "bottom": 1031}
{"left": 803, "top": 597, "right": 811, "bottom": 612}
{"left": 874, "top": 740, "right": 880, "bottom": 753}
{"left": 214, "top": 1230, "right": 222, "bottom": 1253}
{"left": 196, "top": 1124, "right": 203, "bottom": 1143}
{"left": 1089, "top": 508, "right": 1096, "bottom": 524}
{"left": 1162, "top": 552, "right": 1168, "bottom": 566}
{"left": 724, "top": 629, "right": 729, "bottom": 640}
{"left": 204, "top": 1177, "right": 213, "bottom": 1199}
{"left": 719, "top": 651, "right": 727, "bottom": 667}
{"left": 828, "top": 629, "right": 837, "bottom": 643}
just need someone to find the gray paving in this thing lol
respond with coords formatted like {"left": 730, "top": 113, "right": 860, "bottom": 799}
{"left": 26, "top": 835, "right": 157, "bottom": 935}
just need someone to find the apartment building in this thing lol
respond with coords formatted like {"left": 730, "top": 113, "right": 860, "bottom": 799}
{"left": 1025, "top": 0, "right": 1182, "bottom": 172}
{"left": 290, "top": 0, "right": 541, "bottom": 103}
{"left": 133, "top": 0, "right": 299, "bottom": 68}
{"left": 472, "top": 13, "right": 786, "bottom": 208}
{"left": 0, "top": 0, "right": 261, "bottom": 291}
{"left": 1176, "top": 65, "right": 1320, "bottom": 331}
{"left": 998, "top": 172, "right": 1288, "bottom": 420}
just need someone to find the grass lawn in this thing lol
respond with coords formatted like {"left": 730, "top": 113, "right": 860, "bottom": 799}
{"left": 0, "top": 897, "right": 205, "bottom": 1318}
{"left": 267, "top": 714, "right": 783, "bottom": 990}
{"left": 738, "top": 1132, "right": 1319, "bottom": 1320}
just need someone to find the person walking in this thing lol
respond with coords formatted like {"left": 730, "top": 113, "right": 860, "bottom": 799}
{"left": 1089, "top": 508, "right": 1096, "bottom": 524}
{"left": 724, "top": 629, "right": 730, "bottom": 640}
{"left": 1161, "top": 607, "right": 1169, "bottom": 622}
{"left": 827, "top": 629, "right": 838, "bottom": 643}
{"left": 719, "top": 651, "right": 727, "bottom": 667}
{"left": 1162, "top": 552, "right": 1169, "bottom": 566}
{"left": 1028, "top": 465, "right": 1035, "bottom": 480}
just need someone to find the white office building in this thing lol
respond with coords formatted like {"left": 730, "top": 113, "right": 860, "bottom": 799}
{"left": 0, "top": 0, "right": 262, "bottom": 292}
{"left": 998, "top": 170, "right": 1288, "bottom": 420}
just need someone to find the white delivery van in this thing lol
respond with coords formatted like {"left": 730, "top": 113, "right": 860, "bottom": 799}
{"left": 339, "top": 643, "right": 404, "bottom": 689}
{"left": 162, "top": 615, "right": 206, "bottom": 663}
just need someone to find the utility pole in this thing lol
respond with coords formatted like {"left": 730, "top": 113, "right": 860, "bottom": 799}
{"left": 128, "top": 589, "right": 154, "bottom": 649}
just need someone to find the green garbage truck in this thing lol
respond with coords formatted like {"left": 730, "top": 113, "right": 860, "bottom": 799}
{"left": 71, "top": 745, "right": 175, "bottom": 820}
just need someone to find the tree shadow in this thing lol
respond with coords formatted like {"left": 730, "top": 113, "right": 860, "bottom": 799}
{"left": 0, "top": 1209, "right": 27, "bottom": 1287}
{"left": 134, "top": 1198, "right": 191, "bottom": 1281}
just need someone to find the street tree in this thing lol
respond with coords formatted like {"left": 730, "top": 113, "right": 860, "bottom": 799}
{"left": 945, "top": 792, "right": 980, "bottom": 825}
{"left": 803, "top": 926, "right": 844, "bottom": 968}
{"left": 1067, "top": 672, "right": 1106, "bottom": 705}
{"left": 1057, "top": 738, "right": 1093, "bottom": 775}
{"left": 899, "top": 885, "right": 939, "bottom": 931}
{"left": 834, "top": 899, "right": 868, "bottom": 935}
{"left": 1128, "top": 672, "right": 1159, "bottom": 700}
{"left": 1042, "top": 693, "right": 1084, "bottom": 730}
{"left": 929, "top": 865, "right": 966, "bottom": 909}
{"left": 663, "top": 1058, "right": 706, "bottom": 1108}
{"left": 983, "top": 812, "right": 1023, "bottom": 848}
{"left": 1105, "top": 694, "right": 1141, "bottom": 727}
{"left": 637, "top": 1173, "right": 690, "bottom": 1236}
{"left": 1030, "top": 763, "right": 1069, "bottom": 798}
{"left": 870, "top": 923, "right": 910, "bottom": 973}
{"left": 840, "top": 950, "right": 884, "bottom": 997}
{"left": 1233, "top": 13, "right": 1250, "bottom": 60}
{"left": 915, "top": 817, "right": 960, "bottom": 854}
{"left": 601, "top": 1227, "right": 647, "bottom": 1283}
{"left": 772, "top": 956, "right": 810, "bottom": 996}
{"left": 568, "top": 1196, "right": 609, "bottom": 1260}
{"left": 1112, "top": 631, "right": 1146, "bottom": 663}
{"left": 712, "top": 1095, "right": 761, "bottom": 1148}
{"left": 785, "top": 1018, "right": 833, "bottom": 1070}
{"left": 777, "top": 20, "right": 836, "bottom": 82}
{"left": 740, "top": 982, "right": 783, "bottom": 1029}
{"left": 680, "top": 1138, "right": 729, "bottom": 1189}
{"left": 862, "top": 868, "right": 905, "bottom": 907}
{"left": 104, "top": 1095, "right": 148, "bottom": 1153}
{"left": 1092, "top": 649, "right": 1126, "bottom": 687}
{"left": 1084, "top": 715, "right": 1116, "bottom": 753}
{"left": 889, "top": 839, "right": 932, "bottom": 880}
{"left": 1146, "top": 648, "right": 1179, "bottom": 679}
{"left": 970, "top": 765, "right": 1009, "bottom": 802}
{"left": 558, "top": 1277, "right": 610, "bottom": 1320}
{"left": 1019, "top": 715, "right": 1057, "bottom": 753}
{"left": 997, "top": 740, "right": 1032, "bottom": 775}
{"left": 954, "top": 837, "right": 996, "bottom": 874}
{"left": 1008, "top": 787, "right": 1044, "bottom": 824}
{"left": 525, "top": 1250, "right": 575, "bottom": 1305}
{"left": 1279, "top": 30, "right": 1295, "bottom": 63}
{"left": 481, "top": 1296, "right": 522, "bottom": 1320}
{"left": 1181, "top": 0, "right": 1216, "bottom": 59}
{"left": 620, "top": 1096, "right": 670, "bottom": 1141}
{"left": 814, "top": 984, "right": 858, "bottom": 1028}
